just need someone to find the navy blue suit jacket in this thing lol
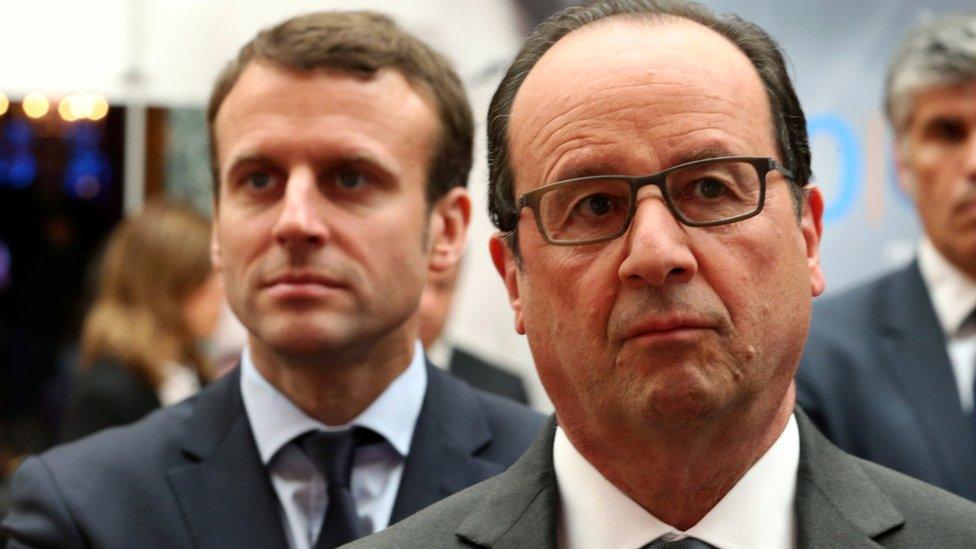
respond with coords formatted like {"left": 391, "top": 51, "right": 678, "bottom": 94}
{"left": 1, "top": 362, "right": 545, "bottom": 548}
{"left": 798, "top": 261, "right": 976, "bottom": 501}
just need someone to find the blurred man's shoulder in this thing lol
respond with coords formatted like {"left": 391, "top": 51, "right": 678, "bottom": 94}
{"left": 812, "top": 263, "right": 917, "bottom": 322}
{"left": 427, "top": 364, "right": 545, "bottom": 458}
{"left": 857, "top": 456, "right": 976, "bottom": 540}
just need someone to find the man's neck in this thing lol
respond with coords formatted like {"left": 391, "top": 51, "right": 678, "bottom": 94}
{"left": 248, "top": 333, "right": 417, "bottom": 426}
{"left": 563, "top": 386, "right": 796, "bottom": 530}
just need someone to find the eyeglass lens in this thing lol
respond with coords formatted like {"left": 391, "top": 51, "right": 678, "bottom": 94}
{"left": 537, "top": 159, "right": 763, "bottom": 243}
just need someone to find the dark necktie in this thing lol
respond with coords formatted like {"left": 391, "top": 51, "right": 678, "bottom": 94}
{"left": 642, "top": 536, "right": 717, "bottom": 549}
{"left": 298, "top": 428, "right": 380, "bottom": 548}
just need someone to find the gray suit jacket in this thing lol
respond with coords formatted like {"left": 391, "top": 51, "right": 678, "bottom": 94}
{"left": 798, "top": 262, "right": 976, "bottom": 500}
{"left": 1, "top": 362, "right": 545, "bottom": 548}
{"left": 347, "top": 410, "right": 976, "bottom": 548}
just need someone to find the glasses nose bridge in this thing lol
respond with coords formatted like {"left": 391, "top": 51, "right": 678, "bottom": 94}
{"left": 629, "top": 173, "right": 676, "bottom": 222}
{"left": 631, "top": 172, "right": 666, "bottom": 197}
{"left": 631, "top": 171, "right": 671, "bottom": 203}
{"left": 624, "top": 178, "right": 684, "bottom": 238}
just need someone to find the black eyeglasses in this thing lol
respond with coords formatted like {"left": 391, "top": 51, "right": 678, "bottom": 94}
{"left": 511, "top": 156, "right": 797, "bottom": 246}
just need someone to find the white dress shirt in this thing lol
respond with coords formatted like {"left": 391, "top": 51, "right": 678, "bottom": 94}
{"left": 240, "top": 341, "right": 427, "bottom": 549}
{"left": 917, "top": 238, "right": 976, "bottom": 413}
{"left": 156, "top": 361, "right": 201, "bottom": 406}
{"left": 554, "top": 414, "right": 799, "bottom": 549}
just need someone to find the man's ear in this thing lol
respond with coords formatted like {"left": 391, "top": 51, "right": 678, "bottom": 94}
{"left": 489, "top": 232, "right": 525, "bottom": 335}
{"left": 893, "top": 138, "right": 918, "bottom": 199}
{"left": 428, "top": 187, "right": 471, "bottom": 273}
{"left": 802, "top": 187, "right": 826, "bottom": 298}
{"left": 210, "top": 199, "right": 223, "bottom": 273}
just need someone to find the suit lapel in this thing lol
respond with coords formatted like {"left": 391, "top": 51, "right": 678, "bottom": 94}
{"left": 878, "top": 262, "right": 976, "bottom": 496}
{"left": 390, "top": 363, "right": 508, "bottom": 522}
{"left": 451, "top": 412, "right": 907, "bottom": 548}
{"left": 795, "top": 409, "right": 904, "bottom": 548}
{"left": 455, "top": 417, "right": 559, "bottom": 548}
{"left": 166, "top": 369, "right": 289, "bottom": 549}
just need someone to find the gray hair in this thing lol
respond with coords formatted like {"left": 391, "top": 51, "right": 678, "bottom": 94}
{"left": 885, "top": 12, "right": 976, "bottom": 135}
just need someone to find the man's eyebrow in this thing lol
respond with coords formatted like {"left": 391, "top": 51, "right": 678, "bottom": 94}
{"left": 223, "top": 151, "right": 397, "bottom": 176}
{"left": 673, "top": 147, "right": 737, "bottom": 166}
{"left": 224, "top": 153, "right": 273, "bottom": 175}
{"left": 554, "top": 162, "right": 621, "bottom": 182}
{"left": 553, "top": 146, "right": 738, "bottom": 181}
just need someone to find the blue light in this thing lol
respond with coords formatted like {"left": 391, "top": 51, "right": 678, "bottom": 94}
{"left": 67, "top": 122, "right": 102, "bottom": 148}
{"left": 64, "top": 149, "right": 111, "bottom": 199}
{"left": 3, "top": 118, "right": 34, "bottom": 147}
{"left": 808, "top": 114, "right": 864, "bottom": 224}
{"left": 9, "top": 155, "right": 36, "bottom": 188}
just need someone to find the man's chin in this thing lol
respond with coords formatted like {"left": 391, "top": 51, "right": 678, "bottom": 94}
{"left": 624, "top": 367, "right": 743, "bottom": 425}
{"left": 251, "top": 319, "right": 354, "bottom": 361}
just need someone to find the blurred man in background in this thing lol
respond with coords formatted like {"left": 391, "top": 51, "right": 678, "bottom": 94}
{"left": 2, "top": 11, "right": 542, "bottom": 548}
{"left": 353, "top": 2, "right": 976, "bottom": 548}
{"left": 418, "top": 259, "right": 529, "bottom": 404}
{"left": 800, "top": 13, "right": 976, "bottom": 501}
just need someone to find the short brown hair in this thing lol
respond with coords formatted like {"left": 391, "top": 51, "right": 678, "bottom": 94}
{"left": 207, "top": 11, "right": 474, "bottom": 204}
{"left": 488, "top": 0, "right": 811, "bottom": 253}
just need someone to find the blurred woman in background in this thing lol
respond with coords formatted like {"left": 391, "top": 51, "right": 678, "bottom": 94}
{"left": 60, "top": 202, "right": 223, "bottom": 442}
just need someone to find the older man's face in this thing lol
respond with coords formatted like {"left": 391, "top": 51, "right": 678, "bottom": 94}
{"left": 898, "top": 81, "right": 976, "bottom": 276}
{"left": 493, "top": 19, "right": 824, "bottom": 434}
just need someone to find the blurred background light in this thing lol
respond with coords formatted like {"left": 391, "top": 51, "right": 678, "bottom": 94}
{"left": 9, "top": 155, "right": 37, "bottom": 188}
{"left": 58, "top": 96, "right": 78, "bottom": 121}
{"left": 3, "top": 117, "right": 34, "bottom": 147}
{"left": 74, "top": 175, "right": 102, "bottom": 199}
{"left": 0, "top": 92, "right": 9, "bottom": 116}
{"left": 57, "top": 93, "right": 110, "bottom": 122}
{"left": 69, "top": 94, "right": 92, "bottom": 120}
{"left": 90, "top": 95, "right": 109, "bottom": 121}
{"left": 22, "top": 92, "right": 49, "bottom": 119}
{"left": 91, "top": 97, "right": 108, "bottom": 121}
{"left": 67, "top": 122, "right": 100, "bottom": 147}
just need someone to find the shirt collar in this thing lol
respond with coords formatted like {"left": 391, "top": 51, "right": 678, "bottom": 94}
{"left": 426, "top": 338, "right": 452, "bottom": 371}
{"left": 917, "top": 237, "right": 976, "bottom": 336}
{"left": 240, "top": 340, "right": 428, "bottom": 464}
{"left": 554, "top": 414, "right": 799, "bottom": 549}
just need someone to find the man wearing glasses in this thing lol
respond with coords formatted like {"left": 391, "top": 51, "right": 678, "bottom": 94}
{"left": 352, "top": 1, "right": 976, "bottom": 547}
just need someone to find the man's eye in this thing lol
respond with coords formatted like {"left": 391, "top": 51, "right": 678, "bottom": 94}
{"left": 245, "top": 172, "right": 273, "bottom": 190}
{"left": 929, "top": 119, "right": 968, "bottom": 143}
{"left": 336, "top": 170, "right": 368, "bottom": 190}
{"left": 691, "top": 178, "right": 728, "bottom": 200}
{"left": 575, "top": 194, "right": 618, "bottom": 217}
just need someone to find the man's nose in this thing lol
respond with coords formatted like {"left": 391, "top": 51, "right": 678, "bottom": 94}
{"left": 617, "top": 192, "right": 698, "bottom": 287}
{"left": 271, "top": 169, "right": 330, "bottom": 249}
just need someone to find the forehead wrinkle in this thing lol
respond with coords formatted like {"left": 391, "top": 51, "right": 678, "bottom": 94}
{"left": 522, "top": 83, "right": 665, "bottom": 182}
{"left": 512, "top": 18, "right": 776, "bottom": 194}
{"left": 529, "top": 91, "right": 765, "bottom": 185}
{"left": 543, "top": 135, "right": 620, "bottom": 183}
